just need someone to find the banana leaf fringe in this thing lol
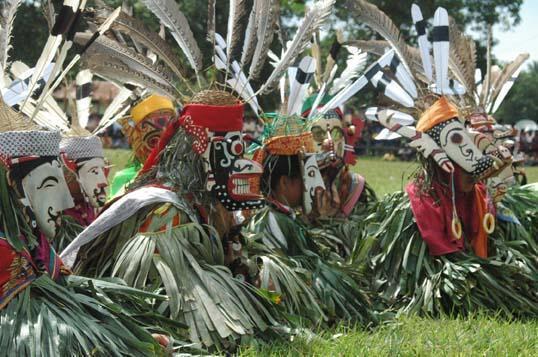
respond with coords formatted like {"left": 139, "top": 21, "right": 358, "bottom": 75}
{"left": 75, "top": 208, "right": 273, "bottom": 350}
{"left": 0, "top": 275, "right": 171, "bottom": 356}
{"left": 246, "top": 206, "right": 375, "bottom": 327}
{"left": 310, "top": 182, "right": 377, "bottom": 260}
{"left": 353, "top": 189, "right": 538, "bottom": 318}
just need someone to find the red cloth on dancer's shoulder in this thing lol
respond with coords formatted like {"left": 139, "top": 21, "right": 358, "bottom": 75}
{"left": 406, "top": 180, "right": 490, "bottom": 257}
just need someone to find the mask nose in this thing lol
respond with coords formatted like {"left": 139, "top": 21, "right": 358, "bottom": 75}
{"left": 322, "top": 127, "right": 334, "bottom": 152}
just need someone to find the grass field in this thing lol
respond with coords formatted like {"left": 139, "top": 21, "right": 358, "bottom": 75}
{"left": 104, "top": 149, "right": 538, "bottom": 355}
{"left": 241, "top": 315, "right": 538, "bottom": 356}
{"left": 105, "top": 149, "right": 538, "bottom": 197}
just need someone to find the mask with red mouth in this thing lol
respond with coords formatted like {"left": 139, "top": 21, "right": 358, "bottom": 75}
{"left": 142, "top": 90, "right": 264, "bottom": 211}
{"left": 207, "top": 131, "right": 264, "bottom": 210}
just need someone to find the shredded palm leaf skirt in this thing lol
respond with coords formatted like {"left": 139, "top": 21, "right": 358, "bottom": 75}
{"left": 310, "top": 182, "right": 377, "bottom": 259}
{"left": 0, "top": 275, "right": 176, "bottom": 356}
{"left": 353, "top": 188, "right": 538, "bottom": 318}
{"left": 499, "top": 184, "right": 538, "bottom": 241}
{"left": 54, "top": 216, "right": 84, "bottom": 253}
{"left": 75, "top": 207, "right": 273, "bottom": 350}
{"left": 246, "top": 207, "right": 375, "bottom": 327}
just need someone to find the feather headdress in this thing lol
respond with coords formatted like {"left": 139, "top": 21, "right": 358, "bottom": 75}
{"left": 79, "top": 0, "right": 335, "bottom": 116}
{"left": 0, "top": 2, "right": 107, "bottom": 129}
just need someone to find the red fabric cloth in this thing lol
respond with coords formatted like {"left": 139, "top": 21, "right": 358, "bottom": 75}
{"left": 406, "top": 180, "right": 490, "bottom": 257}
{"left": 0, "top": 238, "right": 35, "bottom": 309}
{"left": 182, "top": 103, "right": 243, "bottom": 132}
{"left": 64, "top": 201, "right": 96, "bottom": 227}
{"left": 0, "top": 231, "right": 63, "bottom": 310}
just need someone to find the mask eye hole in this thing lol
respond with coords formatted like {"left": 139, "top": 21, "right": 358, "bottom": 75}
{"left": 311, "top": 127, "right": 326, "bottom": 142}
{"left": 450, "top": 132, "right": 463, "bottom": 144}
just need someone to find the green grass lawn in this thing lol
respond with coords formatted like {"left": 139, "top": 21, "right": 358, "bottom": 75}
{"left": 104, "top": 149, "right": 538, "bottom": 354}
{"left": 241, "top": 315, "right": 538, "bottom": 356}
{"left": 354, "top": 156, "right": 538, "bottom": 197}
{"left": 106, "top": 149, "right": 538, "bottom": 197}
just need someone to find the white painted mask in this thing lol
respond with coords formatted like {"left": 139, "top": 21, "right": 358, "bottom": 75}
{"left": 21, "top": 159, "right": 74, "bottom": 238}
{"left": 427, "top": 118, "right": 496, "bottom": 179}
{"left": 302, "top": 154, "right": 325, "bottom": 214}
{"left": 76, "top": 157, "right": 109, "bottom": 207}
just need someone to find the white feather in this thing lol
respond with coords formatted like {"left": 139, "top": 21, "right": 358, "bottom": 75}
{"left": 432, "top": 7, "right": 449, "bottom": 94}
{"left": 490, "top": 66, "right": 523, "bottom": 114}
{"left": 308, "top": 65, "right": 338, "bottom": 119}
{"left": 329, "top": 46, "right": 367, "bottom": 95}
{"left": 287, "top": 56, "right": 315, "bottom": 115}
{"left": 411, "top": 4, "right": 433, "bottom": 82}
{"left": 76, "top": 69, "right": 93, "bottom": 129}
{"left": 257, "top": 0, "right": 336, "bottom": 95}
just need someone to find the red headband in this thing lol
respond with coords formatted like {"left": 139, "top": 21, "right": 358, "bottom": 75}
{"left": 141, "top": 103, "right": 244, "bottom": 174}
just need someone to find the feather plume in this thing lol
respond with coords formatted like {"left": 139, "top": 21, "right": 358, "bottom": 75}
{"left": 141, "top": 0, "right": 202, "bottom": 73}
{"left": 348, "top": 0, "right": 414, "bottom": 78}
{"left": 346, "top": 39, "right": 430, "bottom": 84}
{"left": 82, "top": 54, "right": 178, "bottom": 100}
{"left": 257, "top": 0, "right": 335, "bottom": 95}
{"left": 448, "top": 17, "right": 476, "bottom": 94}
{"left": 42, "top": 0, "right": 55, "bottom": 31}
{"left": 287, "top": 56, "right": 315, "bottom": 115}
{"left": 20, "top": 100, "right": 69, "bottom": 131}
{"left": 480, "top": 25, "right": 493, "bottom": 106}
{"left": 226, "top": 0, "right": 247, "bottom": 62}
{"left": 432, "top": 7, "right": 449, "bottom": 94}
{"left": 240, "top": 2, "right": 258, "bottom": 67}
{"left": 308, "top": 64, "right": 337, "bottom": 118}
{"left": 411, "top": 4, "right": 432, "bottom": 82}
{"left": 489, "top": 53, "right": 529, "bottom": 109}
{"left": 311, "top": 35, "right": 323, "bottom": 87}
{"left": 76, "top": 33, "right": 178, "bottom": 93}
{"left": 485, "top": 65, "right": 501, "bottom": 103}
{"left": 323, "top": 30, "right": 343, "bottom": 82}
{"left": 249, "top": 0, "right": 279, "bottom": 80}
{"left": 214, "top": 33, "right": 259, "bottom": 114}
{"left": 88, "top": 8, "right": 188, "bottom": 81}
{"left": 3, "top": 62, "right": 54, "bottom": 106}
{"left": 22, "top": 0, "right": 82, "bottom": 110}
{"left": 9, "top": 60, "right": 69, "bottom": 130}
{"left": 29, "top": 7, "right": 121, "bottom": 121}
{"left": 0, "top": 0, "right": 22, "bottom": 78}
{"left": 75, "top": 69, "right": 93, "bottom": 129}
{"left": 329, "top": 45, "right": 367, "bottom": 95}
